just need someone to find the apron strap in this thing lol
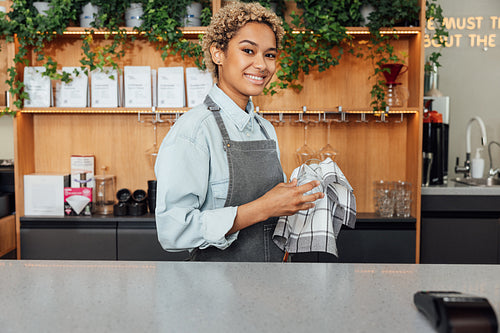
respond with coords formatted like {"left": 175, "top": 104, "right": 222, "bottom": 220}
{"left": 204, "top": 94, "right": 272, "bottom": 143}
{"left": 204, "top": 95, "right": 231, "bottom": 148}
{"left": 254, "top": 116, "right": 271, "bottom": 140}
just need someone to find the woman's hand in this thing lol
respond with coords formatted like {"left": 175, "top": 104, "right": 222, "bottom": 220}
{"left": 229, "top": 179, "right": 324, "bottom": 234}
{"left": 259, "top": 178, "right": 324, "bottom": 217}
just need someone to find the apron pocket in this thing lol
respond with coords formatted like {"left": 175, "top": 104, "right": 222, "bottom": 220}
{"left": 210, "top": 179, "right": 229, "bottom": 208}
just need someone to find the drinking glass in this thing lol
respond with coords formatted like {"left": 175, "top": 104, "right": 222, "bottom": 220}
{"left": 318, "top": 118, "right": 337, "bottom": 162}
{"left": 373, "top": 180, "right": 392, "bottom": 215}
{"left": 295, "top": 115, "right": 317, "bottom": 166}
{"left": 393, "top": 181, "right": 412, "bottom": 217}
{"left": 145, "top": 122, "right": 159, "bottom": 170}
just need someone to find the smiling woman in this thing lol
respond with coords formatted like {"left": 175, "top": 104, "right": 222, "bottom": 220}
{"left": 154, "top": 2, "right": 323, "bottom": 262}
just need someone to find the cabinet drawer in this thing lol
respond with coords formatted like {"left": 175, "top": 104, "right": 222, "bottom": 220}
{"left": 21, "top": 224, "right": 116, "bottom": 260}
{"left": 421, "top": 217, "right": 500, "bottom": 264}
{"left": 117, "top": 222, "right": 189, "bottom": 261}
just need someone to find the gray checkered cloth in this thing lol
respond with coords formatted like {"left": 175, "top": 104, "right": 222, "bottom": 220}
{"left": 273, "top": 158, "right": 356, "bottom": 257}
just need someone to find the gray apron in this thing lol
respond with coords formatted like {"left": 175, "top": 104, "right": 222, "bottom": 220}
{"left": 193, "top": 95, "right": 285, "bottom": 262}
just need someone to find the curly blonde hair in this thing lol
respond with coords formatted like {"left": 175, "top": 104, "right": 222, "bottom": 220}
{"left": 202, "top": 2, "right": 285, "bottom": 81}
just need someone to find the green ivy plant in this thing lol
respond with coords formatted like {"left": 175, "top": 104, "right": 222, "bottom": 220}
{"left": 75, "top": 0, "right": 135, "bottom": 76}
{"left": 425, "top": 0, "right": 448, "bottom": 71}
{"left": 6, "top": 0, "right": 78, "bottom": 113}
{"left": 363, "top": 0, "right": 420, "bottom": 111}
{"left": 265, "top": 0, "right": 363, "bottom": 95}
{"left": 141, "top": 0, "right": 210, "bottom": 70}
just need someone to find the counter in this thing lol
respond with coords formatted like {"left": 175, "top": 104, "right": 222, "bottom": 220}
{"left": 1, "top": 260, "right": 499, "bottom": 332}
{"left": 421, "top": 180, "right": 500, "bottom": 195}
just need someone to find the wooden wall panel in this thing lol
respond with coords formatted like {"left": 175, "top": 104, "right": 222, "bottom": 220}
{"left": 31, "top": 113, "right": 409, "bottom": 213}
{"left": 255, "top": 37, "right": 412, "bottom": 110}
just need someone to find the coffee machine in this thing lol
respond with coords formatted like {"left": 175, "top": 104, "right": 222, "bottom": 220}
{"left": 422, "top": 97, "right": 450, "bottom": 186}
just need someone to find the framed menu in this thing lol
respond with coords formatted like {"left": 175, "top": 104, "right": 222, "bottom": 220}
{"left": 124, "top": 66, "right": 152, "bottom": 108}
{"left": 24, "top": 66, "right": 51, "bottom": 107}
{"left": 91, "top": 68, "right": 119, "bottom": 108}
{"left": 157, "top": 67, "right": 185, "bottom": 108}
{"left": 186, "top": 67, "right": 213, "bottom": 107}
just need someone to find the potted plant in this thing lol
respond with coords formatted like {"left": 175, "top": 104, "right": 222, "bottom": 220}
{"left": 6, "top": 0, "right": 79, "bottom": 110}
{"left": 265, "top": 0, "right": 363, "bottom": 95}
{"left": 362, "top": 0, "right": 420, "bottom": 111}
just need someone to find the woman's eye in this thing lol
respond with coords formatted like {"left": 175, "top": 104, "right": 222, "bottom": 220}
{"left": 243, "top": 48, "right": 253, "bottom": 54}
{"left": 266, "top": 53, "right": 276, "bottom": 59}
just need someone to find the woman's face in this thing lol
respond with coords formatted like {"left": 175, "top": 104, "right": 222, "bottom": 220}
{"left": 212, "top": 22, "right": 278, "bottom": 109}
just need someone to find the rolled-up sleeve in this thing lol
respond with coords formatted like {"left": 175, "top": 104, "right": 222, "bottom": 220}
{"left": 155, "top": 135, "right": 238, "bottom": 252}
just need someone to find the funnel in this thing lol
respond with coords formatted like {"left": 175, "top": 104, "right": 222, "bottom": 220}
{"left": 380, "top": 63, "right": 408, "bottom": 84}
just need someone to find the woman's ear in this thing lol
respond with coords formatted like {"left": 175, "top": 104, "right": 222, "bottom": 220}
{"left": 210, "top": 44, "right": 224, "bottom": 65}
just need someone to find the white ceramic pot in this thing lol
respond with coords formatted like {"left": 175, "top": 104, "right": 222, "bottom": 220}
{"left": 182, "top": 2, "right": 202, "bottom": 27}
{"left": 80, "top": 3, "right": 99, "bottom": 28}
{"left": 125, "top": 3, "right": 143, "bottom": 28}
{"left": 33, "top": 1, "right": 51, "bottom": 16}
{"left": 360, "top": 4, "right": 375, "bottom": 26}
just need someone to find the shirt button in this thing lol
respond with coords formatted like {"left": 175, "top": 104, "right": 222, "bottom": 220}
{"left": 246, "top": 133, "right": 250, "bottom": 137}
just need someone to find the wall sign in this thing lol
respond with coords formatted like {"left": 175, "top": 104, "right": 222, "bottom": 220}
{"left": 425, "top": 16, "right": 498, "bottom": 48}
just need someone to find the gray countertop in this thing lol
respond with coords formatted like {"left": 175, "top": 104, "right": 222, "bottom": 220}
{"left": 421, "top": 181, "right": 500, "bottom": 195}
{"left": 1, "top": 260, "right": 499, "bottom": 332}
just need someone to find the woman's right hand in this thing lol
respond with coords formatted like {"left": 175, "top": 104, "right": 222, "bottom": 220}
{"left": 259, "top": 178, "right": 324, "bottom": 217}
{"left": 230, "top": 179, "right": 324, "bottom": 235}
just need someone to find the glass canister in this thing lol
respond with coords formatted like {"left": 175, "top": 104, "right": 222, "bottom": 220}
{"left": 94, "top": 174, "right": 116, "bottom": 215}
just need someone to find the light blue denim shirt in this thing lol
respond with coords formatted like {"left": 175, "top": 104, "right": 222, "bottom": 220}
{"left": 155, "top": 85, "right": 283, "bottom": 252}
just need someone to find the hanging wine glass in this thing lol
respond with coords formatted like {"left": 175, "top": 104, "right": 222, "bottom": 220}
{"left": 318, "top": 117, "right": 337, "bottom": 162}
{"left": 295, "top": 113, "right": 317, "bottom": 166}
{"left": 145, "top": 121, "right": 159, "bottom": 170}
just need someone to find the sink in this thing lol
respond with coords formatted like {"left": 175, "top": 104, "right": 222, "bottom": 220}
{"left": 453, "top": 177, "right": 500, "bottom": 187}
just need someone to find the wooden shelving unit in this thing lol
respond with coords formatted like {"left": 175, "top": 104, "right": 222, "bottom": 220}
{"left": 7, "top": 0, "right": 425, "bottom": 261}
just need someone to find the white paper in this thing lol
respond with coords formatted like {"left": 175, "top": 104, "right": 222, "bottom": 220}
{"left": 58, "top": 67, "right": 88, "bottom": 107}
{"left": 185, "top": 67, "right": 212, "bottom": 107}
{"left": 24, "top": 174, "right": 65, "bottom": 216}
{"left": 24, "top": 66, "right": 51, "bottom": 107}
{"left": 91, "top": 68, "right": 119, "bottom": 107}
{"left": 124, "top": 66, "right": 152, "bottom": 107}
{"left": 151, "top": 69, "right": 157, "bottom": 107}
{"left": 157, "top": 67, "right": 185, "bottom": 108}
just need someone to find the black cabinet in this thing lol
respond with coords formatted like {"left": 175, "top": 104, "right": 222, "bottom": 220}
{"left": 21, "top": 219, "right": 116, "bottom": 260}
{"left": 21, "top": 214, "right": 416, "bottom": 262}
{"left": 292, "top": 215, "right": 416, "bottom": 263}
{"left": 117, "top": 221, "right": 189, "bottom": 261}
{"left": 421, "top": 195, "right": 500, "bottom": 264}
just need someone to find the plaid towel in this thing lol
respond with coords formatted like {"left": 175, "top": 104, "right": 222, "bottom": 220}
{"left": 273, "top": 158, "right": 356, "bottom": 257}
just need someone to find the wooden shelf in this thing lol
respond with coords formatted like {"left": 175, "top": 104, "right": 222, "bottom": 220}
{"left": 19, "top": 107, "right": 419, "bottom": 115}
{"left": 61, "top": 26, "right": 207, "bottom": 37}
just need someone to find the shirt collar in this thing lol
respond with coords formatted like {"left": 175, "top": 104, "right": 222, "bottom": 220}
{"left": 208, "top": 85, "right": 255, "bottom": 132}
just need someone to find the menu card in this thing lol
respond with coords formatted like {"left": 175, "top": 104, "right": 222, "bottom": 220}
{"left": 124, "top": 66, "right": 152, "bottom": 108}
{"left": 24, "top": 66, "right": 51, "bottom": 107}
{"left": 186, "top": 67, "right": 213, "bottom": 107}
{"left": 157, "top": 67, "right": 185, "bottom": 108}
{"left": 91, "top": 68, "right": 119, "bottom": 108}
{"left": 57, "top": 67, "right": 88, "bottom": 107}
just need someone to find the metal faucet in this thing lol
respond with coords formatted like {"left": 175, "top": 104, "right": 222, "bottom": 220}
{"left": 455, "top": 116, "right": 487, "bottom": 179}
{"left": 488, "top": 141, "right": 500, "bottom": 177}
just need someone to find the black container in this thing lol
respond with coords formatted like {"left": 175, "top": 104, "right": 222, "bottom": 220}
{"left": 113, "top": 202, "right": 128, "bottom": 216}
{"left": 128, "top": 201, "right": 147, "bottom": 216}
{"left": 116, "top": 188, "right": 132, "bottom": 203}
{"left": 132, "top": 189, "right": 147, "bottom": 203}
{"left": 147, "top": 180, "right": 157, "bottom": 214}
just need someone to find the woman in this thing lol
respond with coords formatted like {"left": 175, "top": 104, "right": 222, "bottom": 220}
{"left": 155, "top": 2, "right": 323, "bottom": 262}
